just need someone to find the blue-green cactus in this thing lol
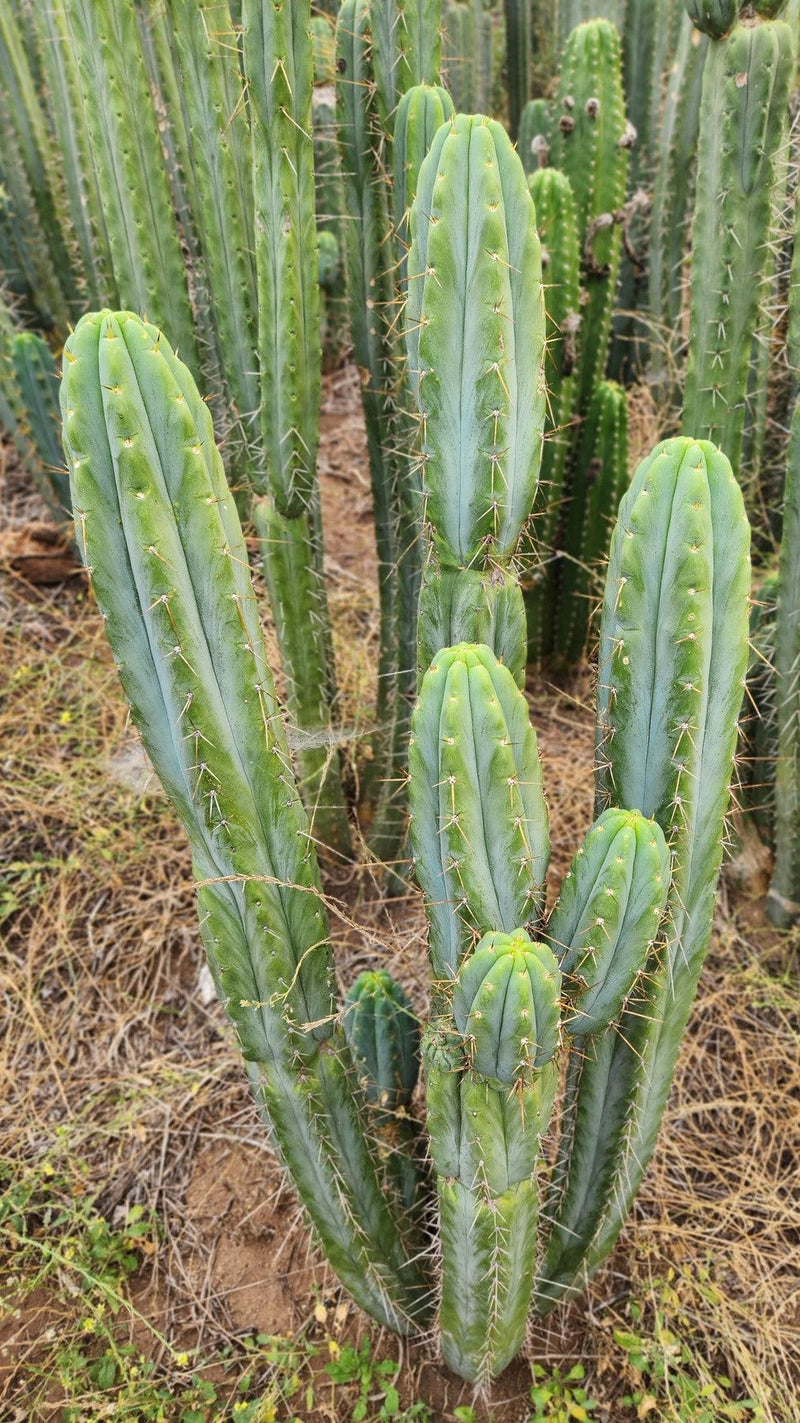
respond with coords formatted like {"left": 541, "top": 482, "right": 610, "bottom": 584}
{"left": 452, "top": 929, "right": 562, "bottom": 1082}
{"left": 60, "top": 309, "right": 429, "bottom": 1334}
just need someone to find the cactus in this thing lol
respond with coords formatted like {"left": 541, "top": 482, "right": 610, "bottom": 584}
{"left": 11, "top": 332, "right": 70, "bottom": 523}
{"left": 406, "top": 113, "right": 546, "bottom": 667}
{"left": 518, "top": 97, "right": 553, "bottom": 175}
{"left": 684, "top": 0, "right": 737, "bottom": 34}
{"left": 243, "top": 0, "right": 350, "bottom": 852}
{"left": 61, "top": 307, "right": 752, "bottom": 1377}
{"left": 648, "top": 14, "right": 708, "bottom": 391}
{"left": 503, "top": 0, "right": 533, "bottom": 140}
{"left": 63, "top": 0, "right": 198, "bottom": 370}
{"left": 164, "top": 0, "right": 259, "bottom": 470}
{"left": 371, "top": 0, "right": 443, "bottom": 126}
{"left": 28, "top": 0, "right": 113, "bottom": 310}
{"left": 410, "top": 649, "right": 554, "bottom": 1381}
{"left": 366, "top": 82, "right": 455, "bottom": 866}
{"left": 451, "top": 929, "right": 562, "bottom": 1081}
{"left": 408, "top": 644, "right": 550, "bottom": 982}
{"left": 682, "top": 15, "right": 793, "bottom": 476}
{"left": 553, "top": 379, "right": 629, "bottom": 665}
{"left": 0, "top": 5, "right": 76, "bottom": 325}
{"left": 345, "top": 968, "right": 424, "bottom": 1211}
{"left": 539, "top": 437, "right": 750, "bottom": 1307}
{"left": 335, "top": 0, "right": 406, "bottom": 836}
{"left": 767, "top": 190, "right": 800, "bottom": 927}
{"left": 0, "top": 79, "right": 69, "bottom": 332}
{"left": 550, "top": 20, "right": 631, "bottom": 415}
{"left": 557, "top": 0, "right": 625, "bottom": 47}
{"left": 545, "top": 808, "right": 670, "bottom": 1037}
{"left": 739, "top": 575, "right": 778, "bottom": 849}
{"left": 417, "top": 566, "right": 527, "bottom": 687}
{"left": 393, "top": 84, "right": 455, "bottom": 278}
{"left": 523, "top": 167, "right": 581, "bottom": 665}
{"left": 60, "top": 309, "right": 429, "bottom": 1332}
{"left": 346, "top": 970, "right": 421, "bottom": 1109}
{"left": 243, "top": 0, "right": 319, "bottom": 517}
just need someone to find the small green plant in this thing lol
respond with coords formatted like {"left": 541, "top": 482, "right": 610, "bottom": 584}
{"left": 528, "top": 1362, "right": 599, "bottom": 1423}
{"left": 616, "top": 1280, "right": 765, "bottom": 1422}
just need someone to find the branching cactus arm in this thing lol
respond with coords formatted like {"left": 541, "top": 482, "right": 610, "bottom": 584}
{"left": 60, "top": 309, "right": 431, "bottom": 1333}
{"left": 539, "top": 437, "right": 750, "bottom": 1309}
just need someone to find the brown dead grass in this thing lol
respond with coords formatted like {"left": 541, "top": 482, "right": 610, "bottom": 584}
{"left": 2, "top": 371, "right": 800, "bottom": 1421}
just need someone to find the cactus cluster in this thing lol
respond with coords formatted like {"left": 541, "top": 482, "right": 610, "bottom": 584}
{"left": 60, "top": 299, "right": 750, "bottom": 1378}
{"left": 2, "top": 0, "right": 795, "bottom": 1395}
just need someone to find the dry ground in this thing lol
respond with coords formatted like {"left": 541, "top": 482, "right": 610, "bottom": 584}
{"left": 1, "top": 368, "right": 799, "bottom": 1422}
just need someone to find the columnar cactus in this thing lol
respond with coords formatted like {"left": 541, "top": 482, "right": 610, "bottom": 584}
{"left": 648, "top": 14, "right": 708, "bottom": 390}
{"left": 60, "top": 310, "right": 428, "bottom": 1332}
{"left": 165, "top": 0, "right": 259, "bottom": 464}
{"left": 345, "top": 968, "right": 424, "bottom": 1212}
{"left": 409, "top": 648, "right": 551, "bottom": 1381}
{"left": 11, "top": 331, "right": 70, "bottom": 522}
{"left": 333, "top": 3, "right": 395, "bottom": 651}
{"left": 523, "top": 166, "right": 581, "bottom": 664}
{"left": 553, "top": 378, "right": 629, "bottom": 665}
{"left": 406, "top": 114, "right": 546, "bottom": 667}
{"left": 503, "top": 0, "right": 533, "bottom": 139}
{"left": 682, "top": 12, "right": 793, "bottom": 475}
{"left": 0, "top": 4, "right": 76, "bottom": 326}
{"left": 550, "top": 20, "right": 631, "bottom": 414}
{"left": 540, "top": 438, "right": 750, "bottom": 1305}
{"left": 518, "top": 97, "right": 553, "bottom": 175}
{"left": 61, "top": 310, "right": 751, "bottom": 1379}
{"left": 28, "top": 0, "right": 113, "bottom": 310}
{"left": 684, "top": 0, "right": 738, "bottom": 34}
{"left": 767, "top": 191, "right": 800, "bottom": 928}
{"left": 426, "top": 931, "right": 560, "bottom": 1380}
{"left": 371, "top": 0, "right": 443, "bottom": 127}
{"left": 243, "top": 0, "right": 350, "bottom": 850}
{"left": 63, "top": 0, "right": 198, "bottom": 368}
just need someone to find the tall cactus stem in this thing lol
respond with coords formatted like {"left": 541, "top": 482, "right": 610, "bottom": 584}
{"left": 539, "top": 437, "right": 750, "bottom": 1308}
{"left": 767, "top": 192, "right": 800, "bottom": 927}
{"left": 63, "top": 0, "right": 199, "bottom": 369}
{"left": 550, "top": 20, "right": 630, "bottom": 415}
{"left": 682, "top": 17, "right": 793, "bottom": 475}
{"left": 60, "top": 309, "right": 430, "bottom": 1332}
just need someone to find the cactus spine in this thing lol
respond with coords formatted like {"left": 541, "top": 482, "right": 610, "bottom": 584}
{"left": 540, "top": 438, "right": 750, "bottom": 1307}
{"left": 243, "top": 0, "right": 350, "bottom": 851}
{"left": 550, "top": 20, "right": 631, "bottom": 414}
{"left": 60, "top": 309, "right": 430, "bottom": 1332}
{"left": 767, "top": 191, "right": 800, "bottom": 927}
{"left": 63, "top": 0, "right": 198, "bottom": 370}
{"left": 682, "top": 15, "right": 793, "bottom": 474}
{"left": 406, "top": 114, "right": 546, "bottom": 667}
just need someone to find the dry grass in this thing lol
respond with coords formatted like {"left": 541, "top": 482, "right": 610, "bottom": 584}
{"left": 2, "top": 374, "right": 800, "bottom": 1421}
